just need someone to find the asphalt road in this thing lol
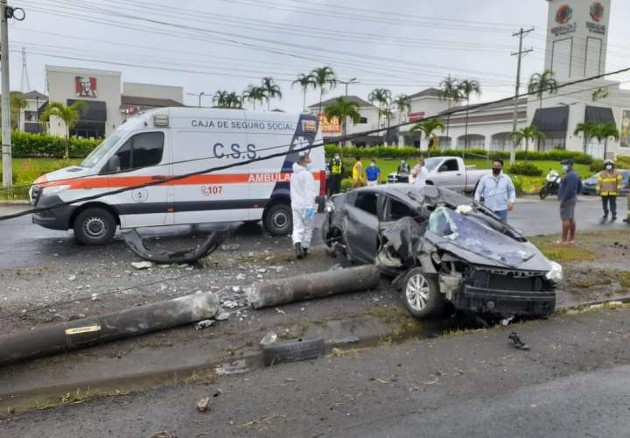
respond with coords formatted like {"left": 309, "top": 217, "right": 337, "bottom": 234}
{"left": 0, "top": 196, "right": 626, "bottom": 270}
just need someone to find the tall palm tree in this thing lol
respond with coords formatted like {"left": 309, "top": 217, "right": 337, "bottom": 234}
{"left": 226, "top": 92, "right": 243, "bottom": 109}
{"left": 261, "top": 77, "right": 282, "bottom": 111}
{"left": 243, "top": 85, "right": 268, "bottom": 111}
{"left": 310, "top": 66, "right": 337, "bottom": 115}
{"left": 528, "top": 70, "right": 558, "bottom": 109}
{"left": 574, "top": 122, "right": 596, "bottom": 153}
{"left": 438, "top": 75, "right": 462, "bottom": 144}
{"left": 511, "top": 125, "right": 545, "bottom": 154}
{"left": 323, "top": 97, "right": 361, "bottom": 146}
{"left": 368, "top": 88, "right": 392, "bottom": 130}
{"left": 411, "top": 119, "right": 445, "bottom": 151}
{"left": 393, "top": 94, "right": 411, "bottom": 125}
{"left": 591, "top": 121, "right": 619, "bottom": 159}
{"left": 40, "top": 101, "right": 89, "bottom": 158}
{"left": 458, "top": 79, "right": 481, "bottom": 149}
{"left": 8, "top": 92, "right": 27, "bottom": 130}
{"left": 213, "top": 90, "right": 230, "bottom": 108}
{"left": 292, "top": 73, "right": 316, "bottom": 111}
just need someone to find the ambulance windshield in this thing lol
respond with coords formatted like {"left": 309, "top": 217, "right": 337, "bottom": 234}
{"left": 80, "top": 134, "right": 123, "bottom": 168}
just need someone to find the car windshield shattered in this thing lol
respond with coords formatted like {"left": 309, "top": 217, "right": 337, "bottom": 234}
{"left": 427, "top": 206, "right": 535, "bottom": 267}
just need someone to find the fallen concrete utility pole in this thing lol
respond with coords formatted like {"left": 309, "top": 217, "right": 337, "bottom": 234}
{"left": 248, "top": 265, "right": 381, "bottom": 309}
{"left": 0, "top": 292, "right": 219, "bottom": 367}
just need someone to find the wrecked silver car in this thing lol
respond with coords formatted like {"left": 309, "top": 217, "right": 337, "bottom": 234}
{"left": 322, "top": 185, "right": 562, "bottom": 319}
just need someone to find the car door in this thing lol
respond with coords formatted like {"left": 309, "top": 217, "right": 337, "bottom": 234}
{"left": 435, "top": 158, "right": 465, "bottom": 191}
{"left": 344, "top": 190, "right": 380, "bottom": 263}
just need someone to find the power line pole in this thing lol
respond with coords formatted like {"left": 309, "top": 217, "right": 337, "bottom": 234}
{"left": 1, "top": 0, "right": 12, "bottom": 188}
{"left": 20, "top": 46, "right": 30, "bottom": 92}
{"left": 510, "top": 27, "right": 534, "bottom": 165}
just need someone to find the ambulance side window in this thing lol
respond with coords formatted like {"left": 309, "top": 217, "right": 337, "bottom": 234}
{"left": 115, "top": 132, "right": 164, "bottom": 172}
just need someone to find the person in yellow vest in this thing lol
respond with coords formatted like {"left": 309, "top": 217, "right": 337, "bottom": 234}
{"left": 597, "top": 159, "right": 623, "bottom": 222}
{"left": 328, "top": 154, "right": 344, "bottom": 196}
{"left": 352, "top": 156, "right": 364, "bottom": 188}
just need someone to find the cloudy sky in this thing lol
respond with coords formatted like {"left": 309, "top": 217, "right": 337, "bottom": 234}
{"left": 7, "top": 0, "right": 630, "bottom": 111}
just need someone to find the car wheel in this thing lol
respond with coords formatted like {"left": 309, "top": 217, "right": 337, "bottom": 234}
{"left": 263, "top": 203, "right": 292, "bottom": 236}
{"left": 73, "top": 207, "right": 117, "bottom": 245}
{"left": 402, "top": 268, "right": 444, "bottom": 319}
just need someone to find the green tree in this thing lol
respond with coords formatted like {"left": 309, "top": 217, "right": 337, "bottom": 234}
{"left": 8, "top": 92, "right": 27, "bottom": 130}
{"left": 310, "top": 66, "right": 337, "bottom": 115}
{"left": 292, "top": 73, "right": 316, "bottom": 111}
{"left": 213, "top": 90, "right": 230, "bottom": 107}
{"left": 458, "top": 79, "right": 481, "bottom": 148}
{"left": 261, "top": 77, "right": 282, "bottom": 111}
{"left": 242, "top": 84, "right": 268, "bottom": 110}
{"left": 225, "top": 92, "right": 243, "bottom": 109}
{"left": 438, "top": 75, "right": 463, "bottom": 144}
{"left": 393, "top": 94, "right": 411, "bottom": 125}
{"left": 323, "top": 97, "right": 361, "bottom": 146}
{"left": 368, "top": 88, "right": 392, "bottom": 130}
{"left": 528, "top": 70, "right": 558, "bottom": 109}
{"left": 411, "top": 118, "right": 445, "bottom": 151}
{"left": 591, "top": 121, "right": 619, "bottom": 159}
{"left": 591, "top": 87, "right": 609, "bottom": 101}
{"left": 39, "top": 101, "right": 89, "bottom": 158}
{"left": 574, "top": 122, "right": 597, "bottom": 153}
{"left": 512, "top": 125, "right": 545, "bottom": 154}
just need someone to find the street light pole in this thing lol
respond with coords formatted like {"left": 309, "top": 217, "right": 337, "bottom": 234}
{"left": 187, "top": 91, "right": 209, "bottom": 108}
{"left": 339, "top": 77, "right": 358, "bottom": 98}
{"left": 1, "top": 0, "right": 12, "bottom": 187}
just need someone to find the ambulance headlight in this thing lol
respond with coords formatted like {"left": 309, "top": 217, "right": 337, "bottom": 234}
{"left": 41, "top": 185, "right": 71, "bottom": 196}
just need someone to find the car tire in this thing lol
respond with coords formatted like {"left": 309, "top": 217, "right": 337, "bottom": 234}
{"left": 263, "top": 203, "right": 292, "bottom": 236}
{"left": 73, "top": 207, "right": 117, "bottom": 246}
{"left": 401, "top": 268, "right": 444, "bottom": 319}
{"left": 262, "top": 337, "right": 326, "bottom": 366}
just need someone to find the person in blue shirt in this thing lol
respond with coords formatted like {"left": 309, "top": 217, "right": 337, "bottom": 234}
{"left": 365, "top": 160, "right": 381, "bottom": 187}
{"left": 474, "top": 158, "right": 516, "bottom": 222}
{"left": 556, "top": 158, "right": 582, "bottom": 244}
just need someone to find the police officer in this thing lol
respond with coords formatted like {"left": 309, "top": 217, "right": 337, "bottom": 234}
{"left": 328, "top": 154, "right": 344, "bottom": 196}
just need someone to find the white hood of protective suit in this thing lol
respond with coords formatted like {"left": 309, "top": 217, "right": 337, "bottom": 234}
{"left": 290, "top": 162, "right": 317, "bottom": 209}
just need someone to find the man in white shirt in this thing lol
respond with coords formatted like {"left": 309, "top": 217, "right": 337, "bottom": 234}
{"left": 411, "top": 157, "right": 428, "bottom": 187}
{"left": 474, "top": 159, "right": 516, "bottom": 222}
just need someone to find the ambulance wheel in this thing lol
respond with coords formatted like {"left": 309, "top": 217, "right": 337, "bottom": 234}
{"left": 74, "top": 207, "right": 117, "bottom": 245}
{"left": 264, "top": 203, "right": 292, "bottom": 236}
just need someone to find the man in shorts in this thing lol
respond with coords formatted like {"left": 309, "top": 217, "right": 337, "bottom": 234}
{"left": 557, "top": 159, "right": 582, "bottom": 244}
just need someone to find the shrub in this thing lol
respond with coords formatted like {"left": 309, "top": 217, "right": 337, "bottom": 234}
{"left": 509, "top": 175, "right": 524, "bottom": 196}
{"left": 507, "top": 162, "right": 543, "bottom": 176}
{"left": 340, "top": 178, "right": 353, "bottom": 192}
{"left": 589, "top": 159, "right": 604, "bottom": 173}
{"left": 9, "top": 131, "right": 101, "bottom": 158}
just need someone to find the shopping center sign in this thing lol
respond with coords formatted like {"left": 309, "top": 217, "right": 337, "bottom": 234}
{"left": 318, "top": 113, "right": 341, "bottom": 134}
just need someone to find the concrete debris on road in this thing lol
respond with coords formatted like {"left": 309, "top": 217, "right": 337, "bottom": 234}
{"left": 500, "top": 315, "right": 515, "bottom": 326}
{"left": 215, "top": 312, "right": 230, "bottom": 321}
{"left": 196, "top": 396, "right": 211, "bottom": 412}
{"left": 221, "top": 300, "right": 240, "bottom": 309}
{"left": 215, "top": 359, "right": 249, "bottom": 375}
{"left": 260, "top": 331, "right": 278, "bottom": 346}
{"left": 236, "top": 273, "right": 246, "bottom": 281}
{"left": 131, "top": 261, "right": 153, "bottom": 270}
{"left": 195, "top": 319, "right": 215, "bottom": 330}
{"left": 220, "top": 244, "right": 240, "bottom": 251}
{"left": 509, "top": 332, "right": 530, "bottom": 351}
{"left": 67, "top": 275, "right": 77, "bottom": 281}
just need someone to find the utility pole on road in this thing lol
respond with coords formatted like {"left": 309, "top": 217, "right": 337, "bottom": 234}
{"left": 510, "top": 27, "right": 534, "bottom": 165}
{"left": 1, "top": 0, "right": 12, "bottom": 187}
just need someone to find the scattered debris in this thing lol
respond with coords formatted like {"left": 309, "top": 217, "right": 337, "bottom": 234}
{"left": 257, "top": 268, "right": 267, "bottom": 274}
{"left": 221, "top": 244, "right": 241, "bottom": 251}
{"left": 215, "top": 312, "right": 230, "bottom": 321}
{"left": 150, "top": 432, "right": 177, "bottom": 438}
{"left": 260, "top": 331, "right": 278, "bottom": 346}
{"left": 509, "top": 332, "right": 530, "bottom": 351}
{"left": 91, "top": 293, "right": 99, "bottom": 302}
{"left": 329, "top": 264, "right": 344, "bottom": 271}
{"left": 131, "top": 261, "right": 153, "bottom": 270}
{"left": 195, "top": 319, "right": 215, "bottom": 330}
{"left": 67, "top": 275, "right": 77, "bottom": 281}
{"left": 331, "top": 336, "right": 360, "bottom": 346}
{"left": 275, "top": 308, "right": 286, "bottom": 315}
{"left": 196, "top": 396, "right": 211, "bottom": 412}
{"left": 215, "top": 360, "right": 249, "bottom": 375}
{"left": 222, "top": 300, "right": 239, "bottom": 309}
{"left": 232, "top": 286, "right": 241, "bottom": 293}
{"left": 236, "top": 273, "right": 246, "bottom": 281}
{"left": 500, "top": 315, "right": 515, "bottom": 326}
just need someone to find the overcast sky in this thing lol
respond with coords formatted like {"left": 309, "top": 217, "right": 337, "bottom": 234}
{"left": 6, "top": 0, "right": 630, "bottom": 111}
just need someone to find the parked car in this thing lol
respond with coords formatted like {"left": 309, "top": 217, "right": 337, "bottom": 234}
{"left": 581, "top": 169, "right": 629, "bottom": 195}
{"left": 322, "top": 185, "right": 561, "bottom": 320}
{"left": 387, "top": 156, "right": 487, "bottom": 193}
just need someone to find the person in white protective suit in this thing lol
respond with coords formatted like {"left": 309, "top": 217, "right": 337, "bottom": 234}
{"left": 290, "top": 153, "right": 317, "bottom": 259}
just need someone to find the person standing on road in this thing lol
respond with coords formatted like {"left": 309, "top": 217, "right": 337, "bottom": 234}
{"left": 328, "top": 154, "right": 344, "bottom": 197}
{"left": 290, "top": 153, "right": 317, "bottom": 259}
{"left": 557, "top": 158, "right": 582, "bottom": 244}
{"left": 365, "top": 160, "right": 381, "bottom": 187}
{"left": 411, "top": 157, "right": 428, "bottom": 187}
{"left": 352, "top": 156, "right": 364, "bottom": 188}
{"left": 474, "top": 158, "right": 515, "bottom": 222}
{"left": 597, "top": 159, "right": 622, "bottom": 222}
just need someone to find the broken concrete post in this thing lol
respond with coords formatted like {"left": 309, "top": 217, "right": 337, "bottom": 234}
{"left": 0, "top": 292, "right": 219, "bottom": 367}
{"left": 248, "top": 265, "right": 381, "bottom": 309}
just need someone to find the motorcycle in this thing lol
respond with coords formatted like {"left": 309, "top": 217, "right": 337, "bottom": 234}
{"left": 539, "top": 169, "right": 561, "bottom": 200}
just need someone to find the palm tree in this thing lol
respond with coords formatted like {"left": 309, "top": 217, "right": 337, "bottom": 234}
{"left": 323, "top": 97, "right": 361, "bottom": 146}
{"left": 528, "top": 70, "right": 558, "bottom": 109}
{"left": 591, "top": 121, "right": 619, "bottom": 159}
{"left": 574, "top": 122, "right": 597, "bottom": 153}
{"left": 411, "top": 119, "right": 445, "bottom": 151}
{"left": 438, "top": 75, "right": 462, "bottom": 144}
{"left": 243, "top": 85, "right": 268, "bottom": 110}
{"left": 310, "top": 66, "right": 337, "bottom": 116}
{"left": 261, "top": 77, "right": 282, "bottom": 111}
{"left": 226, "top": 92, "right": 243, "bottom": 109}
{"left": 458, "top": 79, "right": 481, "bottom": 149}
{"left": 213, "top": 90, "right": 230, "bottom": 108}
{"left": 511, "top": 125, "right": 545, "bottom": 154}
{"left": 40, "top": 101, "right": 89, "bottom": 158}
{"left": 368, "top": 88, "right": 392, "bottom": 130}
{"left": 292, "top": 73, "right": 316, "bottom": 111}
{"left": 8, "top": 92, "right": 27, "bottom": 130}
{"left": 393, "top": 94, "right": 411, "bottom": 125}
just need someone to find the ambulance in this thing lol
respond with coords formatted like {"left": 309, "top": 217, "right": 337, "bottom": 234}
{"left": 30, "top": 108, "right": 326, "bottom": 245}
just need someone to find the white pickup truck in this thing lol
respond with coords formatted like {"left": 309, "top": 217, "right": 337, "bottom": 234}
{"left": 387, "top": 156, "right": 488, "bottom": 193}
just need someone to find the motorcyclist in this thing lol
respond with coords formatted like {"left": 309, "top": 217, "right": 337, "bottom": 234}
{"left": 290, "top": 153, "right": 317, "bottom": 259}
{"left": 397, "top": 159, "right": 411, "bottom": 174}
{"left": 597, "top": 159, "right": 622, "bottom": 222}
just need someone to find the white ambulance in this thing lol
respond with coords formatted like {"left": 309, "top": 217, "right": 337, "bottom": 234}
{"left": 30, "top": 108, "right": 326, "bottom": 245}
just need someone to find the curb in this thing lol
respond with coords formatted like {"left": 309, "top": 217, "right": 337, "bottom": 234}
{"left": 0, "top": 200, "right": 30, "bottom": 206}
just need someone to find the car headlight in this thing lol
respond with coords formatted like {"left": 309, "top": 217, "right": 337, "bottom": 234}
{"left": 41, "top": 184, "right": 71, "bottom": 196}
{"left": 545, "top": 261, "right": 563, "bottom": 285}
{"left": 326, "top": 202, "right": 335, "bottom": 213}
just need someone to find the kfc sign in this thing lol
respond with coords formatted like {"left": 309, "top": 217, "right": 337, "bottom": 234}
{"left": 75, "top": 76, "right": 97, "bottom": 98}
